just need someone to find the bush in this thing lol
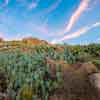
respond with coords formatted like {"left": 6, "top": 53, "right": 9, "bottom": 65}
{"left": 92, "top": 60, "right": 100, "bottom": 70}
{"left": 76, "top": 52, "right": 92, "bottom": 62}
{"left": 0, "top": 49, "right": 63, "bottom": 100}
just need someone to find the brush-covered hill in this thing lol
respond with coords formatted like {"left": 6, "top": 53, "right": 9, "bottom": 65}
{"left": 0, "top": 37, "right": 100, "bottom": 100}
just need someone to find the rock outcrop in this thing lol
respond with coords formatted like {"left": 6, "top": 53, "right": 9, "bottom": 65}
{"left": 89, "top": 73, "right": 100, "bottom": 99}
{"left": 47, "top": 60, "right": 99, "bottom": 100}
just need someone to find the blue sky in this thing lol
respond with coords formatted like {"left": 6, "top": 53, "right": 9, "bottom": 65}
{"left": 0, "top": 0, "right": 100, "bottom": 44}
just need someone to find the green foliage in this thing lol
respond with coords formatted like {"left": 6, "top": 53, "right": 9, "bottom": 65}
{"left": 92, "top": 60, "right": 100, "bottom": 70}
{"left": 0, "top": 41, "right": 99, "bottom": 100}
{"left": 86, "top": 44, "right": 100, "bottom": 56}
{"left": 0, "top": 69, "right": 8, "bottom": 93}
{"left": 0, "top": 48, "right": 63, "bottom": 100}
{"left": 62, "top": 48, "right": 76, "bottom": 64}
{"left": 75, "top": 52, "right": 92, "bottom": 62}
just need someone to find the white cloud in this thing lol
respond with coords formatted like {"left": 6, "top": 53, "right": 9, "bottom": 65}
{"left": 96, "top": 38, "right": 100, "bottom": 42}
{"left": 65, "top": 0, "right": 90, "bottom": 32}
{"left": 0, "top": 0, "right": 9, "bottom": 8}
{"left": 51, "top": 22, "right": 100, "bottom": 44}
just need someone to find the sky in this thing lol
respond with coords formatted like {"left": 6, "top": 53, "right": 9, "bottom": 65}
{"left": 0, "top": 0, "right": 100, "bottom": 44}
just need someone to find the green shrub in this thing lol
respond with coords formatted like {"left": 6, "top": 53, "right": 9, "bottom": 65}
{"left": 92, "top": 60, "right": 100, "bottom": 70}
{"left": 0, "top": 49, "right": 63, "bottom": 100}
{"left": 76, "top": 52, "right": 92, "bottom": 62}
{"left": 62, "top": 48, "right": 76, "bottom": 64}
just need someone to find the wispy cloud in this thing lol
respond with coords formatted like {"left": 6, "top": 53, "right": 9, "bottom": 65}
{"left": 0, "top": 32, "right": 4, "bottom": 38}
{"left": 34, "top": 25, "right": 49, "bottom": 33}
{"left": 65, "top": 0, "right": 89, "bottom": 32}
{"left": 16, "top": 0, "right": 39, "bottom": 10}
{"left": 28, "top": 2, "right": 38, "bottom": 9}
{"left": 3, "top": 0, "right": 9, "bottom": 6}
{"left": 28, "top": 0, "right": 40, "bottom": 10}
{"left": 37, "top": 0, "right": 62, "bottom": 16}
{"left": 51, "top": 22, "right": 100, "bottom": 44}
{"left": 35, "top": 18, "right": 49, "bottom": 34}
{"left": 0, "top": 0, "right": 9, "bottom": 8}
{"left": 87, "top": 0, "right": 100, "bottom": 10}
{"left": 5, "top": 0, "right": 9, "bottom": 5}
{"left": 96, "top": 38, "right": 100, "bottom": 42}
{"left": 14, "top": 33, "right": 33, "bottom": 40}
{"left": 93, "top": 22, "right": 100, "bottom": 27}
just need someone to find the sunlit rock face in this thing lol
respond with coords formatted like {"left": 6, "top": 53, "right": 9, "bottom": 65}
{"left": 48, "top": 62, "right": 99, "bottom": 100}
{"left": 22, "top": 37, "right": 49, "bottom": 45}
{"left": 89, "top": 73, "right": 100, "bottom": 99}
{"left": 89, "top": 73, "right": 100, "bottom": 89}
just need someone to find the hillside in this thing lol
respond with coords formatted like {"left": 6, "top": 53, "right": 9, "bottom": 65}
{"left": 0, "top": 38, "right": 100, "bottom": 100}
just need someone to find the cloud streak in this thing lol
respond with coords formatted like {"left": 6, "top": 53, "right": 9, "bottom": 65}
{"left": 37, "top": 0, "right": 62, "bottom": 16}
{"left": 0, "top": 32, "right": 3, "bottom": 38}
{"left": 96, "top": 38, "right": 100, "bottom": 42}
{"left": 65, "top": 0, "right": 89, "bottom": 32}
{"left": 0, "top": 0, "right": 9, "bottom": 8}
{"left": 28, "top": 0, "right": 40, "bottom": 10}
{"left": 51, "top": 22, "right": 100, "bottom": 44}
{"left": 28, "top": 2, "right": 38, "bottom": 9}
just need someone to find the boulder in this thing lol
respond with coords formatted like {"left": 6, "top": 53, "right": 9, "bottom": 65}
{"left": 89, "top": 73, "right": 100, "bottom": 99}
{"left": 74, "top": 62, "right": 98, "bottom": 76}
{"left": 47, "top": 61, "right": 99, "bottom": 100}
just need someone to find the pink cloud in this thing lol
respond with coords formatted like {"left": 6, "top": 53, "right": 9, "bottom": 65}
{"left": 28, "top": 2, "right": 38, "bottom": 9}
{"left": 96, "top": 38, "right": 100, "bottom": 42}
{"left": 32, "top": 18, "right": 49, "bottom": 34}
{"left": 28, "top": 0, "right": 41, "bottom": 10}
{"left": 23, "top": 19, "right": 50, "bottom": 35}
{"left": 34, "top": 25, "right": 49, "bottom": 33}
{"left": 51, "top": 22, "right": 100, "bottom": 44}
{"left": 65, "top": 0, "right": 89, "bottom": 33}
{"left": 0, "top": 32, "right": 4, "bottom": 39}
{"left": 14, "top": 33, "right": 33, "bottom": 40}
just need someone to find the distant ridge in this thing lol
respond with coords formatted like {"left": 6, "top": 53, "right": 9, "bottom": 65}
{"left": 22, "top": 37, "right": 49, "bottom": 45}
{"left": 0, "top": 37, "right": 50, "bottom": 45}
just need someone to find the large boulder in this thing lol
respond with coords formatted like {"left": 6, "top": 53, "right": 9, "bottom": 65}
{"left": 75, "top": 62, "right": 98, "bottom": 76}
{"left": 89, "top": 73, "right": 100, "bottom": 99}
{"left": 47, "top": 61, "right": 99, "bottom": 100}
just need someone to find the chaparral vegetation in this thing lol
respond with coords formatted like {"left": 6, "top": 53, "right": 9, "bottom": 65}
{"left": 0, "top": 38, "right": 100, "bottom": 100}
